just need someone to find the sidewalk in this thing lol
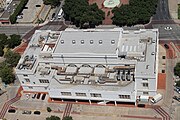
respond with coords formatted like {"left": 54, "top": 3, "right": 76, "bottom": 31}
{"left": 168, "top": 0, "right": 180, "bottom": 24}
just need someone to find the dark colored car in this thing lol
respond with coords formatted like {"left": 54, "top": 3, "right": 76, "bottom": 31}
{"left": 36, "top": 93, "right": 41, "bottom": 99}
{"left": 36, "top": 5, "right": 41, "bottom": 7}
{"left": 41, "top": 94, "right": 46, "bottom": 100}
{"left": 164, "top": 44, "right": 169, "bottom": 49}
{"left": 8, "top": 109, "right": 16, "bottom": 113}
{"left": 32, "top": 93, "right": 36, "bottom": 99}
{"left": 173, "top": 96, "right": 180, "bottom": 102}
{"left": 174, "top": 87, "right": 180, "bottom": 94}
{"left": 137, "top": 104, "right": 145, "bottom": 107}
{"left": 34, "top": 111, "right": 41, "bottom": 115}
{"left": 52, "top": 13, "right": 55, "bottom": 19}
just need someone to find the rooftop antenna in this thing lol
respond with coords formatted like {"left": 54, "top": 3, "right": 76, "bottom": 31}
{"left": 61, "top": 55, "right": 65, "bottom": 66}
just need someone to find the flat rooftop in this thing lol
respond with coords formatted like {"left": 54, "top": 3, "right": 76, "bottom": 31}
{"left": 54, "top": 29, "right": 122, "bottom": 54}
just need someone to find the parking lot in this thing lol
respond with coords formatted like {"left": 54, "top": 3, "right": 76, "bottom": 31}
{"left": 16, "top": 0, "right": 51, "bottom": 23}
{"left": 1, "top": 92, "right": 164, "bottom": 120}
{"left": 0, "top": 1, "right": 20, "bottom": 20}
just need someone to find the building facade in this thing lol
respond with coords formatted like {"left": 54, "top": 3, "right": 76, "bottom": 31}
{"left": 16, "top": 28, "right": 159, "bottom": 105}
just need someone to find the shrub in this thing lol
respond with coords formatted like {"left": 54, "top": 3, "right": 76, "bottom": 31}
{"left": 47, "top": 107, "right": 52, "bottom": 112}
{"left": 174, "top": 62, "right": 180, "bottom": 77}
{"left": 178, "top": 4, "right": 180, "bottom": 19}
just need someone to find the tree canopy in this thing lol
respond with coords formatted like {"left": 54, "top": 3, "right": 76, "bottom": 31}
{"left": 0, "top": 33, "right": 8, "bottom": 47}
{"left": 0, "top": 64, "right": 15, "bottom": 84}
{"left": 174, "top": 62, "right": 180, "bottom": 77}
{"left": 62, "top": 116, "right": 73, "bottom": 120}
{"left": 10, "top": 0, "right": 29, "bottom": 24}
{"left": 112, "top": 0, "right": 158, "bottom": 26}
{"left": 46, "top": 115, "right": 61, "bottom": 120}
{"left": 4, "top": 50, "right": 21, "bottom": 67}
{"left": 63, "top": 0, "right": 105, "bottom": 28}
{"left": 0, "top": 33, "right": 22, "bottom": 56}
{"left": 7, "top": 34, "right": 21, "bottom": 49}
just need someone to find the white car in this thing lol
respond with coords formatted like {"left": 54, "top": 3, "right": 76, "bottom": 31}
{"left": 164, "top": 26, "right": 172, "bottom": 30}
{"left": 17, "top": 15, "right": 23, "bottom": 19}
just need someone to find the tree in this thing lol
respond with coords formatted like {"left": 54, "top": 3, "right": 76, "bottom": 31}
{"left": 47, "top": 107, "right": 52, "bottom": 112}
{"left": 7, "top": 34, "right": 22, "bottom": 49}
{"left": 46, "top": 115, "right": 60, "bottom": 120}
{"left": 62, "top": 116, "right": 73, "bottom": 120}
{"left": 0, "top": 33, "right": 8, "bottom": 46}
{"left": 63, "top": 0, "right": 105, "bottom": 28}
{"left": 4, "top": 50, "right": 21, "bottom": 67}
{"left": 174, "top": 62, "right": 180, "bottom": 77}
{"left": 112, "top": 0, "right": 158, "bottom": 26}
{"left": 9, "top": 0, "right": 29, "bottom": 24}
{"left": 0, "top": 46, "right": 4, "bottom": 56}
{"left": 0, "top": 64, "right": 15, "bottom": 84}
{"left": 43, "top": 0, "right": 60, "bottom": 7}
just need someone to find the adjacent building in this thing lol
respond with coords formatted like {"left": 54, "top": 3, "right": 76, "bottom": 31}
{"left": 16, "top": 28, "right": 159, "bottom": 105}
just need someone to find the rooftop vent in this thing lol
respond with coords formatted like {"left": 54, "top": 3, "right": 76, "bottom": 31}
{"left": 111, "top": 40, "right": 115, "bottom": 44}
{"left": 90, "top": 40, "right": 93, "bottom": 44}
{"left": 151, "top": 52, "right": 155, "bottom": 55}
{"left": 61, "top": 40, "right": 64, "bottom": 44}
{"left": 99, "top": 40, "right": 102, "bottom": 44}
{"left": 72, "top": 40, "right": 76, "bottom": 44}
{"left": 81, "top": 40, "right": 84, "bottom": 44}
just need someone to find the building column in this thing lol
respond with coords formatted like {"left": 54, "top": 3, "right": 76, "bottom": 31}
{"left": 115, "top": 101, "right": 117, "bottom": 106}
{"left": 89, "top": 100, "right": 91, "bottom": 105}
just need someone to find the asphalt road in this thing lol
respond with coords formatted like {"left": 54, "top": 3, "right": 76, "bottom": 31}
{"left": 40, "top": 21, "right": 68, "bottom": 31}
{"left": 0, "top": 25, "right": 34, "bottom": 36}
{"left": 153, "top": 24, "right": 180, "bottom": 40}
{"left": 153, "top": 0, "right": 171, "bottom": 20}
{"left": 54, "top": 0, "right": 65, "bottom": 20}
{"left": 149, "top": 0, "right": 180, "bottom": 40}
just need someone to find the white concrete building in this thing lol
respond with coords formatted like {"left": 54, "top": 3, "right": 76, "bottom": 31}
{"left": 16, "top": 28, "right": 159, "bottom": 105}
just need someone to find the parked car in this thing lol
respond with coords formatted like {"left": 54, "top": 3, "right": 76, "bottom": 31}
{"left": 150, "top": 93, "right": 163, "bottom": 103}
{"left": 164, "top": 44, "right": 169, "bottom": 49}
{"left": 52, "top": 13, "right": 55, "bottom": 19}
{"left": 22, "top": 110, "right": 31, "bottom": 114}
{"left": 174, "top": 87, "right": 180, "bottom": 94}
{"left": 173, "top": 96, "right": 180, "bottom": 102}
{"left": 164, "top": 26, "right": 172, "bottom": 31}
{"left": 17, "top": 15, "right": 23, "bottom": 19}
{"left": 41, "top": 93, "right": 46, "bottom": 100}
{"left": 36, "top": 93, "right": 41, "bottom": 99}
{"left": 8, "top": 109, "right": 16, "bottom": 113}
{"left": 34, "top": 111, "right": 41, "bottom": 115}
{"left": 137, "top": 104, "right": 145, "bottom": 107}
{"left": 32, "top": 93, "right": 36, "bottom": 99}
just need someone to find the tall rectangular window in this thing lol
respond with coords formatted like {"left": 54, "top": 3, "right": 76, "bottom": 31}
{"left": 142, "top": 83, "right": 149, "bottom": 88}
{"left": 23, "top": 74, "right": 28, "bottom": 77}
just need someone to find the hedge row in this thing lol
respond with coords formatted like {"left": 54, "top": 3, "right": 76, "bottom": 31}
{"left": 9, "top": 0, "right": 29, "bottom": 24}
{"left": 178, "top": 4, "right": 180, "bottom": 19}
